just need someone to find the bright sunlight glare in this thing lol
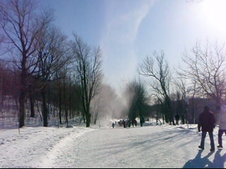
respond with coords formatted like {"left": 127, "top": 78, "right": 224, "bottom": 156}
{"left": 198, "top": 0, "right": 226, "bottom": 36}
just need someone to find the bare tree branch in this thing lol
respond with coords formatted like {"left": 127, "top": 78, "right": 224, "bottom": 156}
{"left": 181, "top": 41, "right": 226, "bottom": 108}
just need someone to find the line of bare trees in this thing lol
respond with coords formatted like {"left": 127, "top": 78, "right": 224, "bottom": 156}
{"left": 0, "top": 0, "right": 103, "bottom": 128}
{"left": 136, "top": 41, "right": 226, "bottom": 125}
{"left": 1, "top": 1, "right": 226, "bottom": 128}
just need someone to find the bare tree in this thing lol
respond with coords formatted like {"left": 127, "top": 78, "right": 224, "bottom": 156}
{"left": 33, "top": 26, "right": 70, "bottom": 127}
{"left": 0, "top": 0, "right": 53, "bottom": 128}
{"left": 182, "top": 42, "right": 226, "bottom": 110}
{"left": 173, "top": 76, "right": 189, "bottom": 124}
{"left": 138, "top": 51, "right": 175, "bottom": 125}
{"left": 71, "top": 34, "right": 103, "bottom": 127}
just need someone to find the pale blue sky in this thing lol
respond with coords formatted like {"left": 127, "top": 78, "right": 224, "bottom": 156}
{"left": 39, "top": 0, "right": 226, "bottom": 92}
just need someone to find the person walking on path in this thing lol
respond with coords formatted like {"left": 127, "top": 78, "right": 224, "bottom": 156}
{"left": 216, "top": 105, "right": 226, "bottom": 149}
{"left": 198, "top": 106, "right": 216, "bottom": 152}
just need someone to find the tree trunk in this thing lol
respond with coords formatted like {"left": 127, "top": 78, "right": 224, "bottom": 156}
{"left": 42, "top": 87, "right": 48, "bottom": 127}
{"left": 191, "top": 98, "right": 195, "bottom": 124}
{"left": 19, "top": 90, "right": 26, "bottom": 128}
{"left": 58, "top": 85, "right": 62, "bottom": 124}
{"left": 64, "top": 79, "right": 68, "bottom": 126}
{"left": 19, "top": 60, "right": 27, "bottom": 128}
{"left": 29, "top": 90, "right": 35, "bottom": 117}
{"left": 166, "top": 96, "right": 175, "bottom": 125}
{"left": 65, "top": 109, "right": 68, "bottom": 127}
{"left": 86, "top": 112, "right": 91, "bottom": 127}
{"left": 94, "top": 112, "right": 98, "bottom": 125}
{"left": 69, "top": 81, "right": 72, "bottom": 120}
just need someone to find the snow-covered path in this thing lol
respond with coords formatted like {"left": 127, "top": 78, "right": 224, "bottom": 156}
{"left": 1, "top": 125, "right": 226, "bottom": 168}
{"left": 0, "top": 126, "right": 95, "bottom": 168}
{"left": 49, "top": 125, "right": 226, "bottom": 168}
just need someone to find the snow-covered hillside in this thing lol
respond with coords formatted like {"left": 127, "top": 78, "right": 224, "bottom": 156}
{"left": 0, "top": 123, "right": 225, "bottom": 168}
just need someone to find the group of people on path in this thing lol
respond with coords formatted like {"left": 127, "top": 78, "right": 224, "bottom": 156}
{"left": 114, "top": 119, "right": 138, "bottom": 128}
{"left": 198, "top": 105, "right": 226, "bottom": 152}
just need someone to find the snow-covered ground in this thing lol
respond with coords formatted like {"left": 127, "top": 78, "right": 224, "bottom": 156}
{"left": 0, "top": 123, "right": 226, "bottom": 168}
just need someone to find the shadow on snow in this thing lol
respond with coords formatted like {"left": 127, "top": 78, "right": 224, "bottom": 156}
{"left": 183, "top": 149, "right": 226, "bottom": 168}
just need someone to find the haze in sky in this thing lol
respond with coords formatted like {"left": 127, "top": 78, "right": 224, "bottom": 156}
{"left": 39, "top": 0, "right": 226, "bottom": 93}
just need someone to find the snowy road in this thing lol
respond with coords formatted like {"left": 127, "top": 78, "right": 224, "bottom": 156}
{"left": 47, "top": 125, "right": 226, "bottom": 168}
{"left": 1, "top": 125, "right": 226, "bottom": 168}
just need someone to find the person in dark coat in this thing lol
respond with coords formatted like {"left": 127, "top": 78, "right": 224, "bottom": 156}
{"left": 122, "top": 120, "right": 126, "bottom": 128}
{"left": 112, "top": 122, "right": 115, "bottom": 128}
{"left": 175, "top": 113, "right": 180, "bottom": 125}
{"left": 198, "top": 106, "right": 216, "bottom": 152}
